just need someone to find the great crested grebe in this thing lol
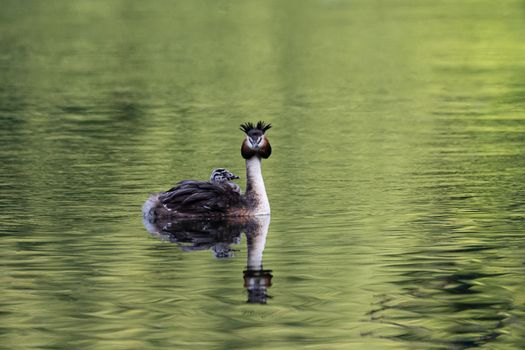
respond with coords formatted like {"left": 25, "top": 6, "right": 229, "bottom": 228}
{"left": 143, "top": 121, "right": 272, "bottom": 220}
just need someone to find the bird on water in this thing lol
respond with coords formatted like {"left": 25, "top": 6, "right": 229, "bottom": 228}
{"left": 143, "top": 121, "right": 272, "bottom": 220}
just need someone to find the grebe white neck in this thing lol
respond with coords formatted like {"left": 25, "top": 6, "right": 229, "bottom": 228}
{"left": 245, "top": 157, "right": 270, "bottom": 215}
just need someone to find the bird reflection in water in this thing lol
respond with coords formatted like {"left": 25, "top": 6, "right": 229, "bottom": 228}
{"left": 143, "top": 215, "right": 272, "bottom": 304}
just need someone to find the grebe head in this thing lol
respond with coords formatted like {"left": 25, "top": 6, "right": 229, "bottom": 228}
{"left": 240, "top": 121, "right": 272, "bottom": 159}
{"left": 210, "top": 168, "right": 240, "bottom": 182}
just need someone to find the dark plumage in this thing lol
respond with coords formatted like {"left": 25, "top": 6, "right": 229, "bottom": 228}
{"left": 157, "top": 180, "right": 246, "bottom": 217}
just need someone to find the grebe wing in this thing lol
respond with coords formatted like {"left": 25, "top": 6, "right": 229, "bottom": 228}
{"left": 159, "top": 181, "right": 243, "bottom": 215}
{"left": 164, "top": 180, "right": 201, "bottom": 193}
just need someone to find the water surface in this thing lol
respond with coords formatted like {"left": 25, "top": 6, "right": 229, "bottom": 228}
{"left": 1, "top": 1, "right": 525, "bottom": 349}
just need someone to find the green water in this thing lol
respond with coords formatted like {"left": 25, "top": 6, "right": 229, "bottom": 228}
{"left": 1, "top": 1, "right": 525, "bottom": 349}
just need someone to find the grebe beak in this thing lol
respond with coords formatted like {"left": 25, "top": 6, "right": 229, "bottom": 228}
{"left": 249, "top": 137, "right": 262, "bottom": 149}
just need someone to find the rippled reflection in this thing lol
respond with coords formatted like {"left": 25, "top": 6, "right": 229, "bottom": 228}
{"left": 143, "top": 215, "right": 272, "bottom": 304}
{"left": 367, "top": 265, "right": 510, "bottom": 349}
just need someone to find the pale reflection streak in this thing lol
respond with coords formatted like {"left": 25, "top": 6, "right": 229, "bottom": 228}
{"left": 143, "top": 215, "right": 272, "bottom": 304}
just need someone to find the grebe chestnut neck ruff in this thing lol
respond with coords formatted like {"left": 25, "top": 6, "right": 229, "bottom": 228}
{"left": 143, "top": 121, "right": 272, "bottom": 220}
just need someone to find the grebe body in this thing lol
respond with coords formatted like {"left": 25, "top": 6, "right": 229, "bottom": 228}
{"left": 143, "top": 122, "right": 272, "bottom": 220}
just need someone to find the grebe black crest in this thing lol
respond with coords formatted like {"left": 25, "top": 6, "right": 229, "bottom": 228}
{"left": 143, "top": 121, "right": 272, "bottom": 220}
